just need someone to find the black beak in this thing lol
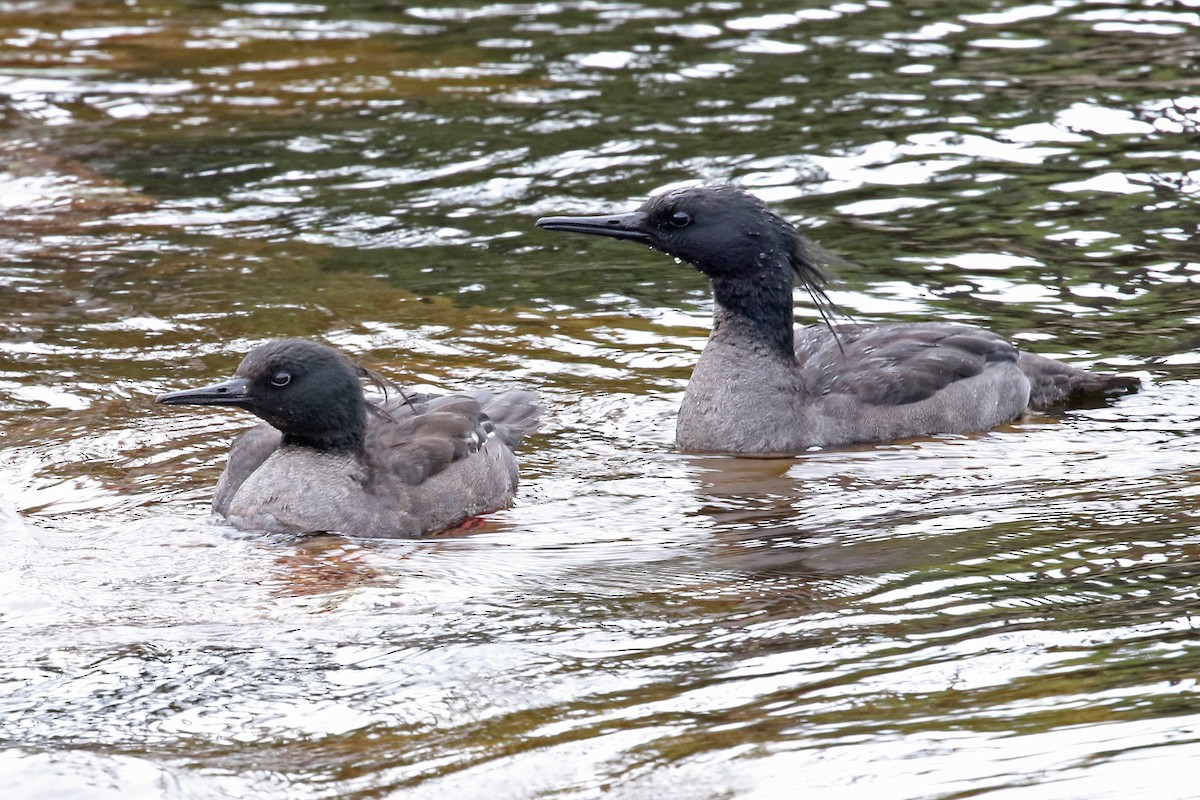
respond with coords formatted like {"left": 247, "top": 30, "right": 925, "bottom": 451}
{"left": 156, "top": 377, "right": 253, "bottom": 407}
{"left": 536, "top": 211, "right": 652, "bottom": 243}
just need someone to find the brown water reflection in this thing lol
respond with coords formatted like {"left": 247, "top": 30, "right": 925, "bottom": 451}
{"left": 4, "top": 0, "right": 1200, "bottom": 798}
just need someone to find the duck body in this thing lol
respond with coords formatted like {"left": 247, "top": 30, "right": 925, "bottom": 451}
{"left": 680, "top": 319, "right": 1032, "bottom": 453}
{"left": 157, "top": 340, "right": 540, "bottom": 537}
{"left": 537, "top": 186, "right": 1138, "bottom": 455}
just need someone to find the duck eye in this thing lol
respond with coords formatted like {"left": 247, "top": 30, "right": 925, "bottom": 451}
{"left": 270, "top": 371, "right": 291, "bottom": 387}
{"left": 670, "top": 211, "right": 692, "bottom": 228}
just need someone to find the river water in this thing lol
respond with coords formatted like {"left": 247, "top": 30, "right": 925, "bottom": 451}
{"left": 2, "top": 1, "right": 1199, "bottom": 797}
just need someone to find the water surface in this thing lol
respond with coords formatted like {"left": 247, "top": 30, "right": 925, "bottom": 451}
{"left": 2, "top": 1, "right": 1199, "bottom": 797}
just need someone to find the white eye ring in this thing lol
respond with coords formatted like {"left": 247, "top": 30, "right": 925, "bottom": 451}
{"left": 270, "top": 371, "right": 291, "bottom": 387}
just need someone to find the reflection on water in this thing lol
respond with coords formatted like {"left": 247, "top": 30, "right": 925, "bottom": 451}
{"left": 2, "top": 0, "right": 1200, "bottom": 797}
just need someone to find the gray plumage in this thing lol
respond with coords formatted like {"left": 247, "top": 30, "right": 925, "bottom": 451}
{"left": 157, "top": 339, "right": 541, "bottom": 537}
{"left": 537, "top": 185, "right": 1139, "bottom": 455}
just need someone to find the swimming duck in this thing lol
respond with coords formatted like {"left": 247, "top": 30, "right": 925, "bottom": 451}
{"left": 537, "top": 185, "right": 1139, "bottom": 455}
{"left": 157, "top": 339, "right": 541, "bottom": 536}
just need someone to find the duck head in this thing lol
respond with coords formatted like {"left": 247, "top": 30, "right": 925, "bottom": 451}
{"left": 157, "top": 339, "right": 369, "bottom": 453}
{"left": 536, "top": 185, "right": 835, "bottom": 291}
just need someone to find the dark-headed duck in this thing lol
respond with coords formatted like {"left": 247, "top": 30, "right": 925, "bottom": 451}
{"left": 537, "top": 186, "right": 1138, "bottom": 455}
{"left": 157, "top": 339, "right": 541, "bottom": 536}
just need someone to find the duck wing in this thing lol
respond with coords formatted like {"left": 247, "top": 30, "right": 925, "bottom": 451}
{"left": 214, "top": 424, "right": 282, "bottom": 515}
{"left": 794, "top": 322, "right": 1020, "bottom": 407}
{"left": 461, "top": 389, "right": 542, "bottom": 448}
{"left": 364, "top": 390, "right": 540, "bottom": 487}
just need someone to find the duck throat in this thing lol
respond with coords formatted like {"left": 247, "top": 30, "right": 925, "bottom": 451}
{"left": 281, "top": 430, "right": 363, "bottom": 455}
{"left": 280, "top": 411, "right": 367, "bottom": 456}
{"left": 708, "top": 258, "right": 797, "bottom": 359}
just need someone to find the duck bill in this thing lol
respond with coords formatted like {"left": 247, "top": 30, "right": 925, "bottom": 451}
{"left": 536, "top": 211, "right": 651, "bottom": 243}
{"left": 156, "top": 377, "right": 252, "bottom": 408}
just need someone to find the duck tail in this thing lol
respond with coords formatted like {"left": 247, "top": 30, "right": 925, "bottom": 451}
{"left": 479, "top": 390, "right": 543, "bottom": 448}
{"left": 1017, "top": 351, "right": 1141, "bottom": 410}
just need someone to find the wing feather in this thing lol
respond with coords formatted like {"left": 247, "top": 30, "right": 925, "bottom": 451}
{"left": 795, "top": 322, "right": 1019, "bottom": 407}
{"left": 214, "top": 424, "right": 281, "bottom": 515}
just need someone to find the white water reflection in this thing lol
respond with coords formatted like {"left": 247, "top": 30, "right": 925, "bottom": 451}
{"left": 2, "top": 0, "right": 1198, "bottom": 797}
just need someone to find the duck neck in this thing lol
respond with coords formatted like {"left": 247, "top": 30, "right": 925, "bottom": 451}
{"left": 707, "top": 255, "right": 796, "bottom": 360}
{"left": 280, "top": 408, "right": 367, "bottom": 457}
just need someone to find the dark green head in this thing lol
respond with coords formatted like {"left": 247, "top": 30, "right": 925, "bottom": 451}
{"left": 157, "top": 339, "right": 369, "bottom": 453}
{"left": 537, "top": 185, "right": 836, "bottom": 290}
